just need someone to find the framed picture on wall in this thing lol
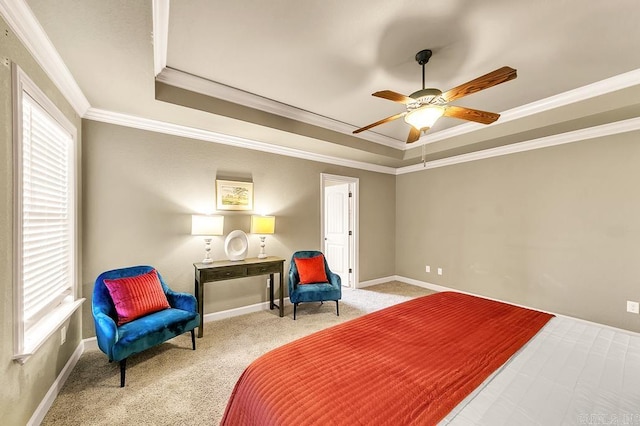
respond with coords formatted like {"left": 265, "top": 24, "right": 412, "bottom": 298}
{"left": 216, "top": 179, "right": 254, "bottom": 211}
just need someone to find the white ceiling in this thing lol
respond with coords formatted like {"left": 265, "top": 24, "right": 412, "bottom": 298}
{"left": 17, "top": 0, "right": 640, "bottom": 170}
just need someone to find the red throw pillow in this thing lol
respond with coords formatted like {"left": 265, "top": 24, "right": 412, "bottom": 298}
{"left": 104, "top": 269, "right": 170, "bottom": 325}
{"left": 294, "top": 255, "right": 329, "bottom": 284}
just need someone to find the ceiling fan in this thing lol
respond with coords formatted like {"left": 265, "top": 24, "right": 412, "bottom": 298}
{"left": 353, "top": 49, "right": 517, "bottom": 143}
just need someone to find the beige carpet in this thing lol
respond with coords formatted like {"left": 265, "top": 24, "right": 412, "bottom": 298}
{"left": 42, "top": 282, "right": 434, "bottom": 425}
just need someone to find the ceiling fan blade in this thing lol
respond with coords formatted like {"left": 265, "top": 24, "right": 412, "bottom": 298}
{"left": 406, "top": 126, "right": 423, "bottom": 144}
{"left": 353, "top": 112, "right": 406, "bottom": 134}
{"left": 442, "top": 66, "right": 517, "bottom": 102}
{"left": 444, "top": 105, "right": 500, "bottom": 125}
{"left": 373, "top": 90, "right": 414, "bottom": 104}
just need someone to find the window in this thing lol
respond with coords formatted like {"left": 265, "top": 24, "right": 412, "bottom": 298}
{"left": 12, "top": 64, "right": 82, "bottom": 363}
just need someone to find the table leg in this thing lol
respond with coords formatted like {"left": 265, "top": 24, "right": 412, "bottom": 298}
{"left": 279, "top": 268, "right": 284, "bottom": 317}
{"left": 196, "top": 277, "right": 204, "bottom": 338}
{"left": 269, "top": 273, "right": 275, "bottom": 310}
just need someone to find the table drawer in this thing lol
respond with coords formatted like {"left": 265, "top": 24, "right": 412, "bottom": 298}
{"left": 247, "top": 263, "right": 281, "bottom": 275}
{"left": 203, "top": 268, "right": 248, "bottom": 281}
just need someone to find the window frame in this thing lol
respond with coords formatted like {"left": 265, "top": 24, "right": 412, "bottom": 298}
{"left": 12, "top": 64, "right": 83, "bottom": 364}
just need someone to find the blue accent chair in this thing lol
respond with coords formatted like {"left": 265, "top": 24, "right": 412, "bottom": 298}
{"left": 92, "top": 265, "right": 200, "bottom": 387}
{"left": 288, "top": 251, "right": 341, "bottom": 320}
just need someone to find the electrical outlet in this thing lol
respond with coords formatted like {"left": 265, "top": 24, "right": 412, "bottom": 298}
{"left": 425, "top": 265, "right": 430, "bottom": 273}
{"left": 627, "top": 301, "right": 639, "bottom": 314}
{"left": 437, "top": 268, "right": 443, "bottom": 276}
{"left": 60, "top": 326, "right": 67, "bottom": 345}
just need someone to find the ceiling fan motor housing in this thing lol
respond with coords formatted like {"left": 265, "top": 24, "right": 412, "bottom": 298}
{"left": 407, "top": 88, "right": 446, "bottom": 112}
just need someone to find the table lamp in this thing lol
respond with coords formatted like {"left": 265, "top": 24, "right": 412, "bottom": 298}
{"left": 250, "top": 215, "right": 275, "bottom": 259}
{"left": 191, "top": 214, "right": 224, "bottom": 264}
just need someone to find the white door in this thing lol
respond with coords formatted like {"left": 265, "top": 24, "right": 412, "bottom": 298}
{"left": 324, "top": 183, "right": 351, "bottom": 287}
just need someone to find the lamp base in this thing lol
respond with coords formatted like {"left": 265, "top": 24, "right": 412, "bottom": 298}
{"left": 202, "top": 237, "right": 214, "bottom": 264}
{"left": 257, "top": 236, "right": 267, "bottom": 259}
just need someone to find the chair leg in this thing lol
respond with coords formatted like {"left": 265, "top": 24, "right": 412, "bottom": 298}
{"left": 191, "top": 329, "right": 196, "bottom": 350}
{"left": 120, "top": 359, "right": 127, "bottom": 388}
{"left": 336, "top": 300, "right": 339, "bottom": 316}
{"left": 293, "top": 303, "right": 297, "bottom": 320}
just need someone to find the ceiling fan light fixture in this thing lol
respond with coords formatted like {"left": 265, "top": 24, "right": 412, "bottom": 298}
{"left": 404, "top": 105, "right": 445, "bottom": 130}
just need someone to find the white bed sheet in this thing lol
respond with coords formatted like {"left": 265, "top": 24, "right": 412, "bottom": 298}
{"left": 440, "top": 316, "right": 640, "bottom": 425}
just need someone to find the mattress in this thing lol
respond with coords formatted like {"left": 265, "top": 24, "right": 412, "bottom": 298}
{"left": 441, "top": 315, "right": 640, "bottom": 425}
{"left": 221, "top": 292, "right": 553, "bottom": 425}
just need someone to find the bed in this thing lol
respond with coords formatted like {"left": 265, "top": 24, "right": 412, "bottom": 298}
{"left": 221, "top": 291, "right": 640, "bottom": 425}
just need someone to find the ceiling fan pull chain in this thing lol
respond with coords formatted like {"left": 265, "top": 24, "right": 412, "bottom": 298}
{"left": 422, "top": 144, "right": 426, "bottom": 167}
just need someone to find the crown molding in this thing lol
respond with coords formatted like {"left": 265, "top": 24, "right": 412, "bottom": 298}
{"left": 0, "top": 0, "right": 90, "bottom": 116}
{"left": 157, "top": 66, "right": 640, "bottom": 153}
{"left": 397, "top": 116, "right": 640, "bottom": 175}
{"left": 84, "top": 108, "right": 640, "bottom": 178}
{"left": 416, "top": 68, "right": 640, "bottom": 147}
{"left": 152, "top": 0, "right": 169, "bottom": 76}
{"left": 156, "top": 67, "right": 406, "bottom": 150}
{"left": 83, "top": 107, "right": 397, "bottom": 175}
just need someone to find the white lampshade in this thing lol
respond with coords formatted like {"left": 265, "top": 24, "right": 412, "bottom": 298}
{"left": 191, "top": 215, "right": 224, "bottom": 236}
{"left": 404, "top": 105, "right": 445, "bottom": 130}
{"left": 250, "top": 215, "right": 275, "bottom": 234}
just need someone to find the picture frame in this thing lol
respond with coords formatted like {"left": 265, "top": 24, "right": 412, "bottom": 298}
{"left": 216, "top": 179, "right": 253, "bottom": 211}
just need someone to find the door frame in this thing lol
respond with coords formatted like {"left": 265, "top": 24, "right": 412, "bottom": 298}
{"left": 320, "top": 173, "right": 359, "bottom": 289}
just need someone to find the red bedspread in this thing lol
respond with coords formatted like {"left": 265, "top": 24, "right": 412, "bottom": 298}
{"left": 221, "top": 291, "right": 553, "bottom": 425}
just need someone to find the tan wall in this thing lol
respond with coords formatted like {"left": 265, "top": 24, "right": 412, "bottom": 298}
{"left": 396, "top": 132, "right": 640, "bottom": 332}
{"left": 81, "top": 120, "right": 396, "bottom": 337}
{"left": 0, "top": 16, "right": 83, "bottom": 425}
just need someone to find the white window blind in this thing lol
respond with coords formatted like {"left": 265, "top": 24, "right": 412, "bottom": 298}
{"left": 20, "top": 93, "right": 74, "bottom": 331}
{"left": 12, "top": 64, "right": 82, "bottom": 363}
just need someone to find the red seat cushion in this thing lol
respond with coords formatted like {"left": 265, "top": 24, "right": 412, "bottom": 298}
{"left": 104, "top": 269, "right": 170, "bottom": 325}
{"left": 294, "top": 255, "right": 329, "bottom": 284}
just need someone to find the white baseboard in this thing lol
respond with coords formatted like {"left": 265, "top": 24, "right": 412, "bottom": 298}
{"left": 391, "top": 275, "right": 452, "bottom": 293}
{"left": 395, "top": 275, "right": 552, "bottom": 311}
{"left": 83, "top": 336, "right": 97, "bottom": 352}
{"left": 28, "top": 340, "right": 86, "bottom": 426}
{"left": 357, "top": 275, "right": 451, "bottom": 292}
{"left": 357, "top": 276, "right": 396, "bottom": 288}
{"left": 203, "top": 299, "right": 292, "bottom": 323}
{"left": 393, "top": 275, "right": 640, "bottom": 337}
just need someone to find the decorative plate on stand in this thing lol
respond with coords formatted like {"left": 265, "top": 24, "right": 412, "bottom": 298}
{"left": 224, "top": 230, "right": 248, "bottom": 261}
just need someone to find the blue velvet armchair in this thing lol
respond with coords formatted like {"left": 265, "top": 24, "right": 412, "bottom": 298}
{"left": 92, "top": 265, "right": 200, "bottom": 387}
{"left": 288, "top": 251, "right": 341, "bottom": 320}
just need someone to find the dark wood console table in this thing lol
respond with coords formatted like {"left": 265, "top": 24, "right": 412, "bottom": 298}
{"left": 194, "top": 256, "right": 285, "bottom": 337}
